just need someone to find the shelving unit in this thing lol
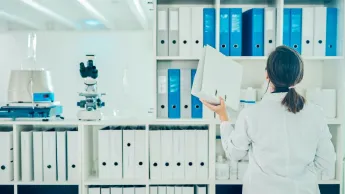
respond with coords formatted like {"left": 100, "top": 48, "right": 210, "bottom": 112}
{"left": 0, "top": 0, "right": 343, "bottom": 194}
{"left": 153, "top": 0, "right": 344, "bottom": 194}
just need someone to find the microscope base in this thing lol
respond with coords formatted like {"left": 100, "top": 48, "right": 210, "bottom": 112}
{"left": 77, "top": 110, "right": 103, "bottom": 121}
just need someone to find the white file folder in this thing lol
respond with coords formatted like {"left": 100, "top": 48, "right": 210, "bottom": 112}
{"left": 182, "top": 186, "right": 194, "bottom": 194}
{"left": 33, "top": 130, "right": 43, "bottom": 182}
{"left": 43, "top": 129, "right": 56, "bottom": 181}
{"left": 136, "top": 187, "right": 146, "bottom": 194}
{"left": 302, "top": 7, "right": 314, "bottom": 56}
{"left": 89, "top": 187, "right": 101, "bottom": 194}
{"left": 196, "top": 186, "right": 207, "bottom": 194}
{"left": 172, "top": 128, "right": 185, "bottom": 179}
{"left": 21, "top": 130, "right": 33, "bottom": 181}
{"left": 134, "top": 127, "right": 146, "bottom": 179}
{"left": 166, "top": 187, "right": 174, "bottom": 194}
{"left": 169, "top": 8, "right": 179, "bottom": 56}
{"left": 101, "top": 187, "right": 110, "bottom": 194}
{"left": 180, "top": 69, "right": 192, "bottom": 118}
{"left": 111, "top": 187, "right": 123, "bottom": 194}
{"left": 110, "top": 127, "right": 122, "bottom": 179}
{"left": 191, "top": 45, "right": 243, "bottom": 111}
{"left": 174, "top": 186, "right": 182, "bottom": 194}
{"left": 158, "top": 187, "right": 166, "bottom": 194}
{"left": 192, "top": 7, "right": 204, "bottom": 58}
{"left": 56, "top": 130, "right": 66, "bottom": 182}
{"left": 264, "top": 8, "right": 276, "bottom": 56}
{"left": 0, "top": 130, "right": 13, "bottom": 182}
{"left": 123, "top": 187, "right": 135, "bottom": 194}
{"left": 184, "top": 128, "right": 197, "bottom": 179}
{"left": 157, "top": 69, "right": 168, "bottom": 118}
{"left": 157, "top": 8, "right": 169, "bottom": 56}
{"left": 196, "top": 127, "right": 209, "bottom": 179}
{"left": 67, "top": 129, "right": 79, "bottom": 182}
{"left": 149, "top": 129, "right": 161, "bottom": 179}
{"left": 98, "top": 128, "right": 111, "bottom": 179}
{"left": 313, "top": 7, "right": 326, "bottom": 56}
{"left": 161, "top": 127, "right": 173, "bottom": 179}
{"left": 150, "top": 186, "right": 158, "bottom": 194}
{"left": 179, "top": 7, "right": 192, "bottom": 56}
{"left": 123, "top": 128, "right": 135, "bottom": 178}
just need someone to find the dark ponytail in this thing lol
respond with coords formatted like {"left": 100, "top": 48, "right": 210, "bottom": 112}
{"left": 266, "top": 46, "right": 305, "bottom": 114}
{"left": 281, "top": 88, "right": 305, "bottom": 113}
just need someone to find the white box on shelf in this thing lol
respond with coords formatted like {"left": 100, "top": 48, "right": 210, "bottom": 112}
{"left": 43, "top": 129, "right": 57, "bottom": 182}
{"left": 184, "top": 128, "right": 197, "bottom": 179}
{"left": 56, "top": 130, "right": 67, "bottom": 182}
{"left": 196, "top": 127, "right": 208, "bottom": 179}
{"left": 0, "top": 130, "right": 13, "bottom": 182}
{"left": 123, "top": 128, "right": 135, "bottom": 178}
{"left": 89, "top": 187, "right": 101, "bottom": 194}
{"left": 111, "top": 187, "right": 123, "bottom": 194}
{"left": 98, "top": 128, "right": 111, "bottom": 179}
{"left": 306, "top": 88, "right": 337, "bottom": 118}
{"left": 150, "top": 129, "right": 161, "bottom": 179}
{"left": 33, "top": 130, "right": 43, "bottom": 182}
{"left": 161, "top": 127, "right": 173, "bottom": 179}
{"left": 21, "top": 130, "right": 33, "bottom": 181}
{"left": 134, "top": 127, "right": 146, "bottom": 179}
{"left": 172, "top": 128, "right": 185, "bottom": 179}
{"left": 67, "top": 129, "right": 79, "bottom": 181}
{"left": 110, "top": 127, "right": 123, "bottom": 179}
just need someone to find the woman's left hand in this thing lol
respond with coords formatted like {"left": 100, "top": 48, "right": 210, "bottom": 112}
{"left": 201, "top": 97, "right": 229, "bottom": 122}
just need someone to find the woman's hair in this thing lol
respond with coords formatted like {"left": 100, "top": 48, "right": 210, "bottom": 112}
{"left": 266, "top": 45, "right": 305, "bottom": 114}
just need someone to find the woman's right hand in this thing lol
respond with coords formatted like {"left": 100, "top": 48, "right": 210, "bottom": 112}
{"left": 201, "top": 97, "right": 229, "bottom": 122}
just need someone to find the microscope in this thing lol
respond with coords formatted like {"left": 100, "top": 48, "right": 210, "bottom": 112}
{"left": 77, "top": 55, "right": 105, "bottom": 121}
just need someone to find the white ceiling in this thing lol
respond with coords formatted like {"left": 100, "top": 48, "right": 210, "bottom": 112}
{"left": 0, "top": 0, "right": 154, "bottom": 31}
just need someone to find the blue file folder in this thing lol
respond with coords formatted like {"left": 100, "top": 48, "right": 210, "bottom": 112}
{"left": 168, "top": 69, "right": 181, "bottom": 119}
{"left": 290, "top": 8, "right": 302, "bottom": 54}
{"left": 242, "top": 8, "right": 264, "bottom": 56}
{"left": 326, "top": 8, "right": 337, "bottom": 56}
{"left": 220, "top": 8, "right": 230, "bottom": 56}
{"left": 203, "top": 8, "right": 216, "bottom": 48}
{"left": 191, "top": 69, "right": 202, "bottom": 118}
{"left": 283, "top": 8, "right": 291, "bottom": 47}
{"left": 229, "top": 8, "right": 242, "bottom": 56}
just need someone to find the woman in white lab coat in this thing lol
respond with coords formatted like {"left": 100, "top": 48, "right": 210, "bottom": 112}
{"left": 202, "top": 46, "right": 336, "bottom": 194}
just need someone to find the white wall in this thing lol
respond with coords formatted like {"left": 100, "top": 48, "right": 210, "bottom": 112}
{"left": 0, "top": 31, "right": 155, "bottom": 119}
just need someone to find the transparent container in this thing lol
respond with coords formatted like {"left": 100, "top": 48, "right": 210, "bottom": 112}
{"left": 21, "top": 33, "right": 43, "bottom": 70}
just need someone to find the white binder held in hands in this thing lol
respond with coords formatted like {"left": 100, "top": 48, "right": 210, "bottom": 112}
{"left": 191, "top": 45, "right": 243, "bottom": 111}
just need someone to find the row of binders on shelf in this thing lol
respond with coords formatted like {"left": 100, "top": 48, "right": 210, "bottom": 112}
{"left": 149, "top": 126, "right": 209, "bottom": 180}
{"left": 283, "top": 7, "right": 337, "bottom": 56}
{"left": 98, "top": 126, "right": 146, "bottom": 179}
{"left": 150, "top": 186, "right": 207, "bottom": 194}
{"left": 0, "top": 129, "right": 13, "bottom": 182}
{"left": 89, "top": 186, "right": 145, "bottom": 194}
{"left": 20, "top": 128, "right": 79, "bottom": 182}
{"left": 157, "top": 7, "right": 277, "bottom": 57}
{"left": 157, "top": 68, "right": 202, "bottom": 119}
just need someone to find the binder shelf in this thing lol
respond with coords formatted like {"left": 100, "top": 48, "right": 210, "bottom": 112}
{"left": 0, "top": 119, "right": 341, "bottom": 194}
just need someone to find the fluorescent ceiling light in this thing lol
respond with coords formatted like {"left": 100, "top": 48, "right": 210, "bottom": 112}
{"left": 84, "top": 19, "right": 101, "bottom": 26}
{"left": 77, "top": 0, "right": 113, "bottom": 29}
{"left": 0, "top": 11, "right": 42, "bottom": 29}
{"left": 20, "top": 0, "right": 78, "bottom": 29}
{"left": 127, "top": 0, "right": 148, "bottom": 29}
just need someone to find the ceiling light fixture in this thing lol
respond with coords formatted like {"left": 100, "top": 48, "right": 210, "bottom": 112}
{"left": 77, "top": 0, "right": 113, "bottom": 29}
{"left": 0, "top": 11, "right": 42, "bottom": 29}
{"left": 127, "top": 0, "right": 148, "bottom": 29}
{"left": 20, "top": 0, "right": 78, "bottom": 29}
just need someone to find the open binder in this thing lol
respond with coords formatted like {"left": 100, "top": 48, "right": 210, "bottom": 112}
{"left": 191, "top": 45, "right": 243, "bottom": 111}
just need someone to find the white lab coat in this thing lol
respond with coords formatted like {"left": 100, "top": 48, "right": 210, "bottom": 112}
{"left": 221, "top": 92, "right": 336, "bottom": 194}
